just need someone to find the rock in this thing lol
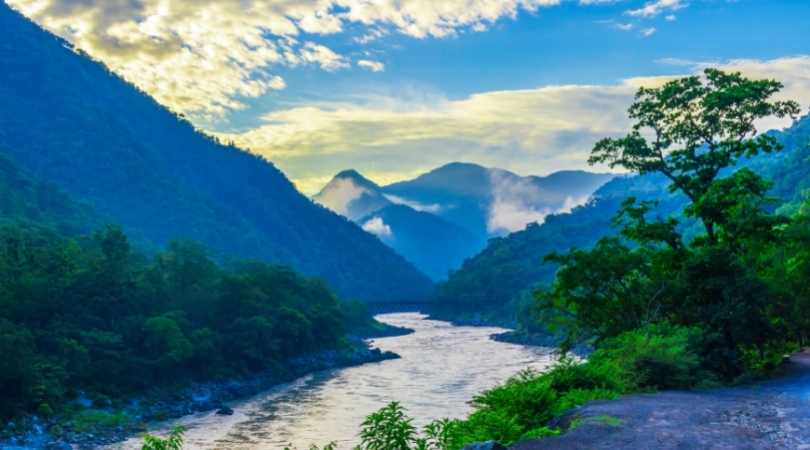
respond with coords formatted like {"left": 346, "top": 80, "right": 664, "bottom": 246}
{"left": 462, "top": 441, "right": 507, "bottom": 450}
{"left": 215, "top": 406, "right": 234, "bottom": 416}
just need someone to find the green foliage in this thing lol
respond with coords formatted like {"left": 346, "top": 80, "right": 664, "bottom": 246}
{"left": 141, "top": 427, "right": 185, "bottom": 450}
{"left": 0, "top": 223, "right": 353, "bottom": 421}
{"left": 589, "top": 68, "right": 799, "bottom": 244}
{"left": 71, "top": 410, "right": 131, "bottom": 433}
{"left": 569, "top": 415, "right": 623, "bottom": 430}
{"left": 358, "top": 402, "right": 419, "bottom": 450}
{"left": 588, "top": 323, "right": 705, "bottom": 390}
{"left": 353, "top": 403, "right": 461, "bottom": 450}
{"left": 537, "top": 69, "right": 807, "bottom": 381}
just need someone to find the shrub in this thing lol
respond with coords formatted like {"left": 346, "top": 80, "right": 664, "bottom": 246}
{"left": 588, "top": 323, "right": 705, "bottom": 390}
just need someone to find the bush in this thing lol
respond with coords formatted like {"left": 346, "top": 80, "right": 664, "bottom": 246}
{"left": 588, "top": 323, "right": 706, "bottom": 390}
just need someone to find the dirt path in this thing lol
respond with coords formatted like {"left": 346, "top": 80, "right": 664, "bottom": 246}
{"left": 512, "top": 352, "right": 810, "bottom": 450}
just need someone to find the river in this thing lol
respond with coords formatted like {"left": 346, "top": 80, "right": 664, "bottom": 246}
{"left": 110, "top": 312, "right": 556, "bottom": 450}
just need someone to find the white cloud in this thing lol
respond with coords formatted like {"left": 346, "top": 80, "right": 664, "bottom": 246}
{"left": 627, "top": 0, "right": 686, "bottom": 18}
{"left": 486, "top": 170, "right": 594, "bottom": 234}
{"left": 221, "top": 56, "right": 810, "bottom": 194}
{"left": 7, "top": 0, "right": 566, "bottom": 119}
{"left": 362, "top": 216, "right": 393, "bottom": 238}
{"left": 665, "top": 14, "right": 677, "bottom": 21}
{"left": 384, "top": 194, "right": 442, "bottom": 213}
{"left": 487, "top": 170, "right": 551, "bottom": 234}
{"left": 358, "top": 59, "right": 385, "bottom": 72}
{"left": 640, "top": 27, "right": 656, "bottom": 37}
{"left": 300, "top": 42, "right": 350, "bottom": 71}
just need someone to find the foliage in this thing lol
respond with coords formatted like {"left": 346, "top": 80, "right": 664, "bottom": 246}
{"left": 0, "top": 223, "right": 352, "bottom": 421}
{"left": 539, "top": 69, "right": 805, "bottom": 381}
{"left": 351, "top": 323, "right": 701, "bottom": 450}
{"left": 141, "top": 427, "right": 185, "bottom": 450}
{"left": 353, "top": 403, "right": 463, "bottom": 450}
{"left": 589, "top": 68, "right": 799, "bottom": 244}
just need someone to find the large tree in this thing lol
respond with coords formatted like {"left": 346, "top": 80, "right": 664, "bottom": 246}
{"left": 589, "top": 68, "right": 800, "bottom": 244}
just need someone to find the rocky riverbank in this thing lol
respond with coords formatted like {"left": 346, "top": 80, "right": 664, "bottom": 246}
{"left": 512, "top": 351, "right": 810, "bottom": 449}
{"left": 0, "top": 338, "right": 400, "bottom": 450}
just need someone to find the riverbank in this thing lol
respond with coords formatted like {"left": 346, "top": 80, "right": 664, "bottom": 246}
{"left": 0, "top": 337, "right": 401, "bottom": 450}
{"left": 511, "top": 350, "right": 810, "bottom": 449}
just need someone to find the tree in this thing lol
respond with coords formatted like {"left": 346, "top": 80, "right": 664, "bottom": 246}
{"left": 589, "top": 68, "right": 800, "bottom": 244}
{"left": 536, "top": 69, "right": 802, "bottom": 380}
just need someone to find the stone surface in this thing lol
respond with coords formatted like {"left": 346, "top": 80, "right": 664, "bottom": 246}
{"left": 512, "top": 351, "right": 810, "bottom": 450}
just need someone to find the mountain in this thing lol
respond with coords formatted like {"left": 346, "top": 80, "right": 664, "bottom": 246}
{"left": 313, "top": 170, "right": 393, "bottom": 221}
{"left": 384, "top": 163, "right": 616, "bottom": 238}
{"left": 0, "top": 153, "right": 101, "bottom": 234}
{"left": 359, "top": 204, "right": 482, "bottom": 280}
{"left": 314, "top": 163, "right": 614, "bottom": 280}
{"left": 433, "top": 114, "right": 810, "bottom": 322}
{"left": 0, "top": 4, "right": 433, "bottom": 304}
{"left": 314, "top": 170, "right": 484, "bottom": 280}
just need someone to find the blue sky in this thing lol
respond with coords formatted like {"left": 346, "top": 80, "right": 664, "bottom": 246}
{"left": 10, "top": 0, "right": 810, "bottom": 192}
{"left": 253, "top": 0, "right": 809, "bottom": 115}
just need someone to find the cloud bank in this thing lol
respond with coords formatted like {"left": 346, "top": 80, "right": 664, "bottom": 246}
{"left": 224, "top": 56, "right": 810, "bottom": 194}
{"left": 7, "top": 0, "right": 562, "bottom": 120}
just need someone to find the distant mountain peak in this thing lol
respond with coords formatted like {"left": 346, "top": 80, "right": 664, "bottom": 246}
{"left": 314, "top": 169, "right": 390, "bottom": 220}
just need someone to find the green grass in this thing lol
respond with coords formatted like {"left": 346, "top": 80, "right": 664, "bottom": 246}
{"left": 570, "top": 414, "right": 624, "bottom": 430}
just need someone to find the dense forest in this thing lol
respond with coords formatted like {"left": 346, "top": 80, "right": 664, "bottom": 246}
{"left": 0, "top": 3, "right": 432, "bottom": 304}
{"left": 0, "top": 220, "right": 388, "bottom": 422}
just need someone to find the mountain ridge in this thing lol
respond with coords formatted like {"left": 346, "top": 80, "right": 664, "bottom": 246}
{"left": 0, "top": 3, "right": 433, "bottom": 303}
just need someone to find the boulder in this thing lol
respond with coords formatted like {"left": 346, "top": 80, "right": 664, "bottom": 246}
{"left": 215, "top": 406, "right": 234, "bottom": 416}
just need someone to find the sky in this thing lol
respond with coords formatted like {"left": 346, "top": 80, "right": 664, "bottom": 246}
{"left": 8, "top": 0, "right": 810, "bottom": 194}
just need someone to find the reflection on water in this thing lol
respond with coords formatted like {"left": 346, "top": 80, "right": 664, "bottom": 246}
{"left": 109, "top": 312, "right": 556, "bottom": 450}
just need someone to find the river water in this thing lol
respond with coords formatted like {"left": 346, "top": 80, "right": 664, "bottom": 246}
{"left": 110, "top": 312, "right": 556, "bottom": 450}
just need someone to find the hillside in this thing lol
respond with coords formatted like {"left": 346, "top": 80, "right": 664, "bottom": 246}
{"left": 434, "top": 114, "right": 810, "bottom": 322}
{"left": 0, "top": 153, "right": 100, "bottom": 234}
{"left": 359, "top": 204, "right": 482, "bottom": 280}
{"left": 0, "top": 4, "right": 432, "bottom": 303}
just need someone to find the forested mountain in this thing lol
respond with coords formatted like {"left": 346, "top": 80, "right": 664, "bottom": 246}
{"left": 0, "top": 4, "right": 432, "bottom": 303}
{"left": 0, "top": 154, "right": 100, "bottom": 234}
{"left": 434, "top": 114, "right": 810, "bottom": 322}
{"left": 314, "top": 163, "right": 613, "bottom": 280}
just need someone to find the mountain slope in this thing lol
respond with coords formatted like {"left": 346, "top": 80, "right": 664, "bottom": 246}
{"left": 0, "top": 4, "right": 432, "bottom": 303}
{"left": 432, "top": 173, "right": 686, "bottom": 320}
{"left": 359, "top": 204, "right": 484, "bottom": 280}
{"left": 433, "top": 115, "right": 810, "bottom": 321}
{"left": 0, "top": 153, "right": 100, "bottom": 234}
{"left": 313, "top": 170, "right": 393, "bottom": 221}
{"left": 314, "top": 170, "right": 485, "bottom": 280}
